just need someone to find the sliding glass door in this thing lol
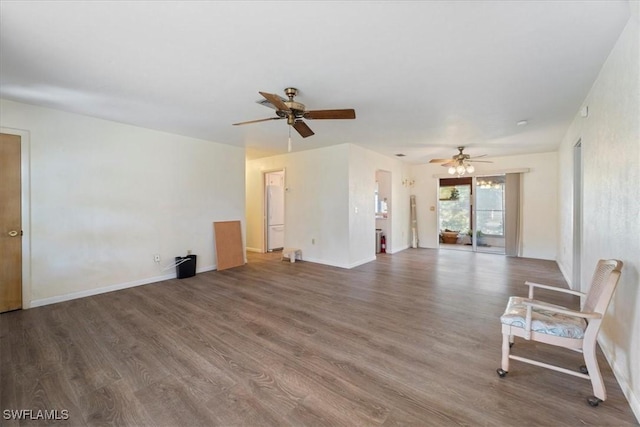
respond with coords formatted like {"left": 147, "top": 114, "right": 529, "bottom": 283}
{"left": 438, "top": 178, "right": 472, "bottom": 250}
{"left": 475, "top": 176, "right": 506, "bottom": 254}
{"left": 438, "top": 175, "right": 506, "bottom": 254}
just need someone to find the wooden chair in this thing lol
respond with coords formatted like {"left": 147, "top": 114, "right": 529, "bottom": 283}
{"left": 497, "top": 259, "right": 623, "bottom": 406}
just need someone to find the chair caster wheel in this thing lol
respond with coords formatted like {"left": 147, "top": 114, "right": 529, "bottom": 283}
{"left": 496, "top": 368, "right": 508, "bottom": 378}
{"left": 579, "top": 365, "right": 588, "bottom": 374}
{"left": 587, "top": 396, "right": 602, "bottom": 407}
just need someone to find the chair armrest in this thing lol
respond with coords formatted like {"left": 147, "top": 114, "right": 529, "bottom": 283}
{"left": 525, "top": 281, "right": 586, "bottom": 299}
{"left": 523, "top": 300, "right": 602, "bottom": 320}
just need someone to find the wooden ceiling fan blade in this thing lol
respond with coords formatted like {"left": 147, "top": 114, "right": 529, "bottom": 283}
{"left": 293, "top": 120, "right": 315, "bottom": 138}
{"left": 259, "top": 91, "right": 290, "bottom": 111}
{"left": 468, "top": 159, "right": 493, "bottom": 163}
{"left": 470, "top": 154, "right": 488, "bottom": 159}
{"left": 429, "top": 158, "right": 451, "bottom": 163}
{"left": 233, "top": 117, "right": 282, "bottom": 126}
{"left": 257, "top": 95, "right": 287, "bottom": 110}
{"left": 303, "top": 109, "right": 356, "bottom": 120}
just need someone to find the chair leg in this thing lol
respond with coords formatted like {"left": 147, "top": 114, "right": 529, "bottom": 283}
{"left": 497, "top": 333, "right": 510, "bottom": 376}
{"left": 583, "top": 338, "right": 606, "bottom": 402}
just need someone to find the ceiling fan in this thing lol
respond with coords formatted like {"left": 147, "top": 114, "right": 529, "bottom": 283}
{"left": 232, "top": 87, "right": 356, "bottom": 138}
{"left": 429, "top": 146, "right": 492, "bottom": 175}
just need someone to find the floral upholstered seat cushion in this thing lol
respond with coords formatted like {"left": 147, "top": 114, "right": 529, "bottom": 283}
{"left": 500, "top": 296, "right": 587, "bottom": 339}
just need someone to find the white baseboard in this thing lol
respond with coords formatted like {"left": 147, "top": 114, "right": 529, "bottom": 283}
{"left": 556, "top": 259, "right": 573, "bottom": 289}
{"left": 622, "top": 378, "right": 640, "bottom": 423}
{"left": 418, "top": 244, "right": 438, "bottom": 249}
{"left": 388, "top": 245, "right": 409, "bottom": 254}
{"left": 302, "top": 256, "right": 376, "bottom": 269}
{"left": 600, "top": 338, "right": 640, "bottom": 423}
{"left": 348, "top": 256, "right": 377, "bottom": 268}
{"left": 30, "top": 265, "right": 216, "bottom": 308}
{"left": 301, "top": 257, "right": 346, "bottom": 269}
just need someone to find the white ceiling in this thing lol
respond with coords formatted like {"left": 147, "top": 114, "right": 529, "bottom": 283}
{"left": 0, "top": 1, "right": 630, "bottom": 163}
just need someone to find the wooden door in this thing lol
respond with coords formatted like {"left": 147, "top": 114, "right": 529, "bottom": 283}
{"left": 0, "top": 133, "right": 22, "bottom": 312}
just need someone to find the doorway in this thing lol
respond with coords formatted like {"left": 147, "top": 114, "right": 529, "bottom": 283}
{"left": 375, "top": 170, "right": 391, "bottom": 253}
{"left": 475, "top": 175, "right": 506, "bottom": 254}
{"left": 264, "top": 170, "right": 285, "bottom": 252}
{"left": 438, "top": 177, "right": 472, "bottom": 250}
{"left": 438, "top": 175, "right": 506, "bottom": 254}
{"left": 1, "top": 133, "right": 23, "bottom": 312}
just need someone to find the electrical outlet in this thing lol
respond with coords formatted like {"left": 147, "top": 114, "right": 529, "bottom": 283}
{"left": 154, "top": 254, "right": 161, "bottom": 263}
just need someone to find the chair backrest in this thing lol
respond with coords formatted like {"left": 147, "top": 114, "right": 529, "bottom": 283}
{"left": 582, "top": 259, "right": 623, "bottom": 315}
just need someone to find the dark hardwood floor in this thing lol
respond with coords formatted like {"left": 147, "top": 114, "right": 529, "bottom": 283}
{"left": 1, "top": 249, "right": 637, "bottom": 426}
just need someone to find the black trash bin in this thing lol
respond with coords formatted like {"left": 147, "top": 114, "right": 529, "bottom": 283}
{"left": 176, "top": 255, "right": 197, "bottom": 279}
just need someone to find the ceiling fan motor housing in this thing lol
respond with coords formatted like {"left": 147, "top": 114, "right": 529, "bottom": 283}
{"left": 284, "top": 101, "right": 306, "bottom": 113}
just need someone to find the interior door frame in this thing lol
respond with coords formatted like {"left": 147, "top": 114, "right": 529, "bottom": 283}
{"left": 1, "top": 127, "right": 32, "bottom": 309}
{"left": 375, "top": 169, "right": 392, "bottom": 253}
{"left": 470, "top": 177, "right": 477, "bottom": 251}
{"left": 573, "top": 139, "right": 583, "bottom": 290}
{"left": 263, "top": 168, "right": 286, "bottom": 253}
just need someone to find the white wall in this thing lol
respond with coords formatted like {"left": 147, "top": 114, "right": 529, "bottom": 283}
{"left": 411, "top": 151, "right": 558, "bottom": 260}
{"left": 245, "top": 143, "right": 411, "bottom": 268}
{"left": 1, "top": 99, "right": 246, "bottom": 306}
{"left": 557, "top": 4, "right": 640, "bottom": 419}
{"left": 246, "top": 144, "right": 351, "bottom": 267}
{"left": 349, "top": 144, "right": 412, "bottom": 258}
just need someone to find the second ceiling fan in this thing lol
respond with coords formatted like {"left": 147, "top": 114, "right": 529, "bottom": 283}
{"left": 233, "top": 87, "right": 356, "bottom": 138}
{"left": 430, "top": 146, "right": 492, "bottom": 175}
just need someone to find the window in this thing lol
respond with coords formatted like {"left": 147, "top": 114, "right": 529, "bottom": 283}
{"left": 439, "top": 184, "right": 471, "bottom": 232}
{"left": 476, "top": 177, "right": 505, "bottom": 236}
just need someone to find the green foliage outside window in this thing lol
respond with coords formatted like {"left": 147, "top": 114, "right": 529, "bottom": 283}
{"left": 439, "top": 185, "right": 470, "bottom": 232}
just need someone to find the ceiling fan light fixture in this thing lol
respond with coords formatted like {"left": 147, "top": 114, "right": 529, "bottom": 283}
{"left": 435, "top": 147, "right": 491, "bottom": 176}
{"left": 448, "top": 160, "right": 475, "bottom": 176}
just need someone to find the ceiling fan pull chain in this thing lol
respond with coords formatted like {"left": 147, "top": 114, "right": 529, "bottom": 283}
{"left": 288, "top": 126, "right": 292, "bottom": 153}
